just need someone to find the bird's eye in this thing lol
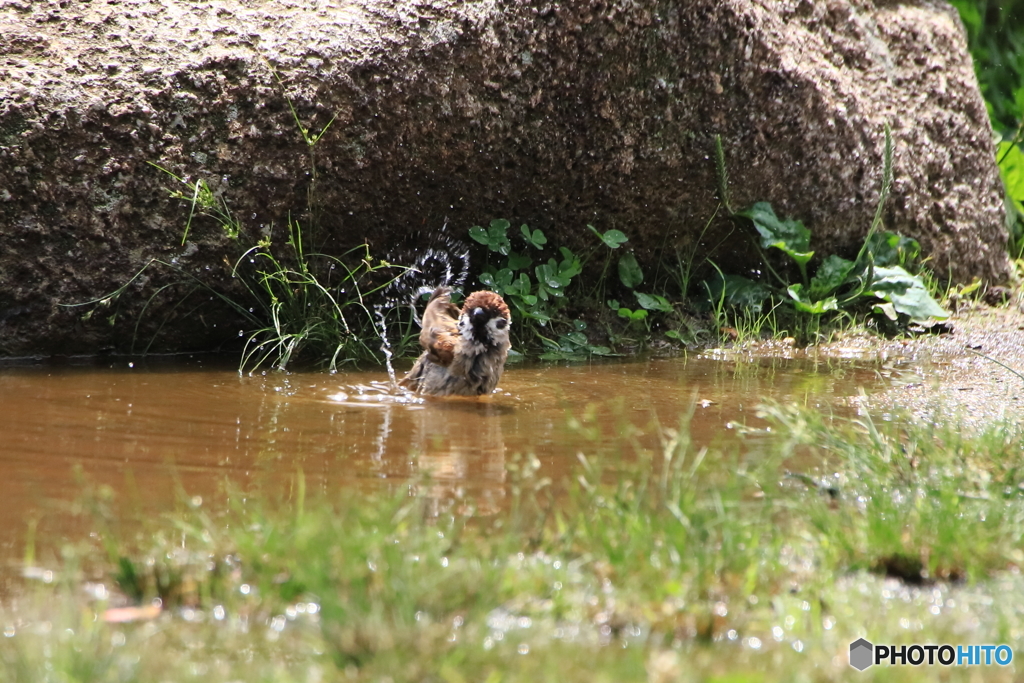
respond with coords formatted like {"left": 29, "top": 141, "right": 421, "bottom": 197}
{"left": 495, "top": 319, "right": 507, "bottom": 330}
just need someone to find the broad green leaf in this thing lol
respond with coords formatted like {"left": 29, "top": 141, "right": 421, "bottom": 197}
{"left": 999, "top": 141, "right": 1024, "bottom": 216}
{"left": 864, "top": 231, "right": 921, "bottom": 267}
{"left": 869, "top": 266, "right": 949, "bottom": 322}
{"left": 873, "top": 301, "right": 898, "bottom": 321}
{"left": 705, "top": 273, "right": 773, "bottom": 309}
{"left": 738, "top": 202, "right": 814, "bottom": 267}
{"left": 809, "top": 255, "right": 856, "bottom": 299}
{"left": 589, "top": 224, "right": 628, "bottom": 249}
{"left": 635, "top": 292, "right": 673, "bottom": 312}
{"left": 787, "top": 284, "right": 838, "bottom": 314}
{"left": 618, "top": 253, "right": 644, "bottom": 288}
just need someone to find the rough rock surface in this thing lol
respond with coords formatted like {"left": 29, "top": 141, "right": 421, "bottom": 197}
{"left": 0, "top": 0, "right": 1010, "bottom": 356}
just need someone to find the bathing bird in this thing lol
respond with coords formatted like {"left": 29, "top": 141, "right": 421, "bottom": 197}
{"left": 400, "top": 286, "right": 511, "bottom": 396}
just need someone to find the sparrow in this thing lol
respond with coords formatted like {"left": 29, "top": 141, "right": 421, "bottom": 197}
{"left": 400, "top": 286, "right": 512, "bottom": 397}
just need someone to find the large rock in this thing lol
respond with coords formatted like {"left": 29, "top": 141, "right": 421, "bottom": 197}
{"left": 0, "top": 0, "right": 1009, "bottom": 356}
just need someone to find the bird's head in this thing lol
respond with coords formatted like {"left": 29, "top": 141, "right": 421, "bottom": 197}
{"left": 459, "top": 291, "right": 511, "bottom": 348}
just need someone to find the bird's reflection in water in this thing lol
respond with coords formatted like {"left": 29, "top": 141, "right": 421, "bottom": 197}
{"left": 405, "top": 399, "right": 513, "bottom": 516}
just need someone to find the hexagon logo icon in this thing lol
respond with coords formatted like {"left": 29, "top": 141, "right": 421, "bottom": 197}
{"left": 850, "top": 638, "right": 874, "bottom": 671}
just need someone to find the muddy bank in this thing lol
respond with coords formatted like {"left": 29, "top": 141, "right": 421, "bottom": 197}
{"left": 719, "top": 298, "right": 1024, "bottom": 426}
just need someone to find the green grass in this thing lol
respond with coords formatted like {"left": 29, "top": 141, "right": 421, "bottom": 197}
{"left": 5, "top": 403, "right": 1024, "bottom": 681}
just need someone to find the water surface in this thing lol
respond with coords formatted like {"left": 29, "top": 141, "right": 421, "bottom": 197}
{"left": 0, "top": 352, "right": 905, "bottom": 563}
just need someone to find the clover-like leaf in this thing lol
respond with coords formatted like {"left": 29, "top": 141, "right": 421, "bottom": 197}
{"left": 618, "top": 253, "right": 643, "bottom": 288}
{"left": 507, "top": 251, "right": 533, "bottom": 271}
{"left": 520, "top": 224, "right": 548, "bottom": 249}
{"left": 588, "top": 224, "right": 628, "bottom": 249}
{"left": 558, "top": 247, "right": 582, "bottom": 279}
{"left": 618, "top": 307, "right": 648, "bottom": 321}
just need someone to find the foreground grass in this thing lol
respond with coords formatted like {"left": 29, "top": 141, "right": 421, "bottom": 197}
{"left": 4, "top": 405, "right": 1024, "bottom": 681}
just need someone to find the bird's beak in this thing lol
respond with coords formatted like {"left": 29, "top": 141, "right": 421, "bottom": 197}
{"left": 471, "top": 307, "right": 487, "bottom": 324}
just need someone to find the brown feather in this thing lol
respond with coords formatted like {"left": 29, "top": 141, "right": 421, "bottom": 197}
{"left": 419, "top": 287, "right": 460, "bottom": 366}
{"left": 462, "top": 290, "right": 510, "bottom": 320}
{"left": 400, "top": 287, "right": 512, "bottom": 396}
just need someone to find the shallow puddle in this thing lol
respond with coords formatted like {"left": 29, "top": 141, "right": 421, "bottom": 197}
{"left": 0, "top": 352, "right": 905, "bottom": 564}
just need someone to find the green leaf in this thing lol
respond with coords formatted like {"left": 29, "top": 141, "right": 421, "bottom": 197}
{"left": 469, "top": 221, "right": 512, "bottom": 254}
{"left": 504, "top": 272, "right": 531, "bottom": 297}
{"left": 535, "top": 262, "right": 565, "bottom": 298}
{"left": 705, "top": 273, "right": 773, "bottom": 309}
{"left": 635, "top": 292, "right": 673, "bottom": 313}
{"left": 507, "top": 251, "right": 533, "bottom": 271}
{"left": 869, "top": 266, "right": 949, "bottom": 322}
{"left": 469, "top": 225, "right": 489, "bottom": 245}
{"left": 787, "top": 284, "right": 838, "bottom": 314}
{"left": 873, "top": 301, "right": 899, "bottom": 321}
{"left": 618, "top": 253, "right": 644, "bottom": 288}
{"left": 738, "top": 202, "right": 814, "bottom": 267}
{"left": 618, "top": 307, "right": 648, "bottom": 321}
{"left": 808, "top": 255, "right": 857, "bottom": 299}
{"left": 520, "top": 224, "right": 548, "bottom": 249}
{"left": 588, "top": 224, "right": 628, "bottom": 249}
{"left": 564, "top": 331, "right": 588, "bottom": 347}
{"left": 864, "top": 231, "right": 921, "bottom": 268}
{"left": 558, "top": 247, "right": 582, "bottom": 279}
{"left": 999, "top": 141, "right": 1024, "bottom": 216}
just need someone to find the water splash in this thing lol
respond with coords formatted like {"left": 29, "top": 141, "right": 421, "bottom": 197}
{"left": 367, "top": 228, "right": 473, "bottom": 390}
{"left": 326, "top": 381, "right": 422, "bottom": 405}
{"left": 374, "top": 303, "right": 399, "bottom": 389}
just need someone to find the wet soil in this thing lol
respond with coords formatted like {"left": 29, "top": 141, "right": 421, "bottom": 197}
{"left": 742, "top": 301, "right": 1024, "bottom": 426}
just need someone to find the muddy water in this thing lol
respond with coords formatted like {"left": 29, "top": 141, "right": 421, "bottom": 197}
{"left": 0, "top": 353, "right": 906, "bottom": 563}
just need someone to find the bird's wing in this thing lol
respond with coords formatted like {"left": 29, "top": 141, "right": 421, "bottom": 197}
{"left": 420, "top": 288, "right": 461, "bottom": 366}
